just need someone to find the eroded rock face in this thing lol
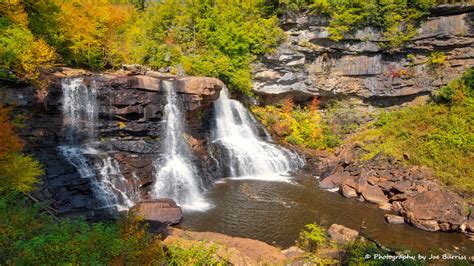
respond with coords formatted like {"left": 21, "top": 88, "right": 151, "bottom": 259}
{"left": 2, "top": 70, "right": 224, "bottom": 220}
{"left": 400, "top": 190, "right": 467, "bottom": 231}
{"left": 253, "top": 9, "right": 474, "bottom": 104}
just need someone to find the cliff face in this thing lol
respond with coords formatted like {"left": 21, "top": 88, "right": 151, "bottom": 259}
{"left": 252, "top": 5, "right": 474, "bottom": 105}
{"left": 1, "top": 69, "right": 224, "bottom": 219}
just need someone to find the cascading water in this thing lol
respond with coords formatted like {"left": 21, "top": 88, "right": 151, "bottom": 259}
{"left": 152, "top": 81, "right": 210, "bottom": 211}
{"left": 59, "top": 78, "right": 134, "bottom": 211}
{"left": 212, "top": 87, "right": 304, "bottom": 181}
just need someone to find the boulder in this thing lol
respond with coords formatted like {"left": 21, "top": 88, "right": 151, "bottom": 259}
{"left": 400, "top": 190, "right": 467, "bottom": 232}
{"left": 354, "top": 175, "right": 368, "bottom": 194}
{"left": 320, "top": 172, "right": 349, "bottom": 189}
{"left": 467, "top": 211, "right": 474, "bottom": 233}
{"left": 327, "top": 224, "right": 359, "bottom": 245}
{"left": 361, "top": 185, "right": 388, "bottom": 204}
{"left": 341, "top": 184, "right": 358, "bottom": 198}
{"left": 378, "top": 202, "right": 392, "bottom": 211}
{"left": 385, "top": 214, "right": 405, "bottom": 225}
{"left": 392, "top": 180, "right": 412, "bottom": 193}
{"left": 176, "top": 76, "right": 224, "bottom": 96}
{"left": 131, "top": 199, "right": 183, "bottom": 225}
{"left": 282, "top": 246, "right": 305, "bottom": 260}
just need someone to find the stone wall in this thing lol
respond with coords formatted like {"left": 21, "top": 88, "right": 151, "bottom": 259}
{"left": 252, "top": 5, "right": 474, "bottom": 105}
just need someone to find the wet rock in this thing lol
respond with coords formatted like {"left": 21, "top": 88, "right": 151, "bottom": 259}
{"left": 361, "top": 185, "right": 388, "bottom": 204}
{"left": 400, "top": 190, "right": 467, "bottom": 232}
{"left": 109, "top": 140, "right": 160, "bottom": 154}
{"left": 327, "top": 224, "right": 359, "bottom": 245}
{"left": 131, "top": 199, "right": 183, "bottom": 225}
{"left": 385, "top": 214, "right": 405, "bottom": 225}
{"left": 320, "top": 172, "right": 349, "bottom": 189}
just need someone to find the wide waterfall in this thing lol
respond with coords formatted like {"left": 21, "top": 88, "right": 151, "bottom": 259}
{"left": 152, "top": 81, "right": 210, "bottom": 211}
{"left": 59, "top": 78, "right": 134, "bottom": 211}
{"left": 212, "top": 87, "right": 304, "bottom": 181}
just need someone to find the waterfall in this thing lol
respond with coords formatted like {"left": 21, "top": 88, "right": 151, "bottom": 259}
{"left": 59, "top": 78, "right": 134, "bottom": 211}
{"left": 212, "top": 87, "right": 304, "bottom": 181}
{"left": 152, "top": 81, "right": 210, "bottom": 211}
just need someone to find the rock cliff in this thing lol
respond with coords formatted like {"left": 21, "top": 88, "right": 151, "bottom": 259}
{"left": 1, "top": 69, "right": 224, "bottom": 219}
{"left": 253, "top": 5, "right": 474, "bottom": 105}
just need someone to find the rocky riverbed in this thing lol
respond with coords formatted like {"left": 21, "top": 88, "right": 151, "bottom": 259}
{"left": 315, "top": 143, "right": 474, "bottom": 239}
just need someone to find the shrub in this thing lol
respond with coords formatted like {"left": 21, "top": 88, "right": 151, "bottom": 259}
{"left": 426, "top": 51, "right": 447, "bottom": 68}
{"left": 252, "top": 97, "right": 342, "bottom": 150}
{"left": 309, "top": 0, "right": 437, "bottom": 48}
{"left": 435, "top": 68, "right": 473, "bottom": 105}
{"left": 165, "top": 241, "right": 227, "bottom": 265}
{"left": 297, "top": 223, "right": 327, "bottom": 253}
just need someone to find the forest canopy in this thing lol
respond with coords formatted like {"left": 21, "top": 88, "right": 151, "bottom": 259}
{"left": 0, "top": 0, "right": 285, "bottom": 94}
{"left": 0, "top": 0, "right": 461, "bottom": 92}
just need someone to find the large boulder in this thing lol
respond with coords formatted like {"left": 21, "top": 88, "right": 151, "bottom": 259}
{"left": 361, "top": 185, "right": 388, "bottom": 204}
{"left": 399, "top": 190, "right": 467, "bottom": 231}
{"left": 327, "top": 224, "right": 359, "bottom": 245}
{"left": 319, "top": 171, "right": 349, "bottom": 189}
{"left": 131, "top": 199, "right": 183, "bottom": 225}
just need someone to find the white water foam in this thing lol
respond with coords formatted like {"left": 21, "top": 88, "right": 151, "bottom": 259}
{"left": 212, "top": 87, "right": 304, "bottom": 182}
{"left": 152, "top": 80, "right": 211, "bottom": 211}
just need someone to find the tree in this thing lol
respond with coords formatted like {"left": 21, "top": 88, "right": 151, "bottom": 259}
{"left": 0, "top": 105, "right": 42, "bottom": 193}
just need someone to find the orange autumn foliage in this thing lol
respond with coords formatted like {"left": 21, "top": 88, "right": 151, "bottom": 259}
{"left": 0, "top": 105, "right": 22, "bottom": 159}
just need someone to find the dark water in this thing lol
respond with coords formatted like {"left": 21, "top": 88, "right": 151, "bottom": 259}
{"left": 180, "top": 175, "right": 474, "bottom": 255}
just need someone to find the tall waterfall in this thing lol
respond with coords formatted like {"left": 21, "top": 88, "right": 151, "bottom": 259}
{"left": 212, "top": 87, "right": 304, "bottom": 181}
{"left": 60, "top": 78, "right": 134, "bottom": 211}
{"left": 152, "top": 81, "right": 210, "bottom": 211}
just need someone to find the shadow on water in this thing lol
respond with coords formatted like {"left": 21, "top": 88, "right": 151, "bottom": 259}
{"left": 180, "top": 174, "right": 474, "bottom": 256}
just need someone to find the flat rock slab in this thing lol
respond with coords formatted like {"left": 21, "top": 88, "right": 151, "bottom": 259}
{"left": 361, "top": 185, "right": 388, "bottom": 204}
{"left": 131, "top": 199, "right": 183, "bottom": 225}
{"left": 400, "top": 190, "right": 467, "bottom": 231}
{"left": 165, "top": 228, "right": 286, "bottom": 264}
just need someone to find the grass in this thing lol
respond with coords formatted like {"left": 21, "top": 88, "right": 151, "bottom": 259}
{"left": 354, "top": 68, "right": 474, "bottom": 196}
